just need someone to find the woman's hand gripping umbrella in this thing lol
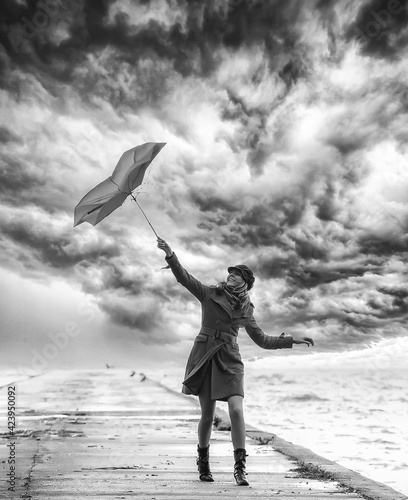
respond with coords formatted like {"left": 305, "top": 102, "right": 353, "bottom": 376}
{"left": 74, "top": 142, "right": 166, "bottom": 235}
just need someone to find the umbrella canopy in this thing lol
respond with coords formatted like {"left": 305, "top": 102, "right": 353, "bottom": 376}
{"left": 74, "top": 142, "right": 166, "bottom": 227}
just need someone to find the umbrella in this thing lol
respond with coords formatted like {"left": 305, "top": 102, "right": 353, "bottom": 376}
{"left": 74, "top": 142, "right": 166, "bottom": 234}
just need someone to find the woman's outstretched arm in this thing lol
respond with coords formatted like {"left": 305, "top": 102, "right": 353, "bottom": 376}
{"left": 245, "top": 316, "right": 314, "bottom": 349}
{"left": 157, "top": 237, "right": 207, "bottom": 302}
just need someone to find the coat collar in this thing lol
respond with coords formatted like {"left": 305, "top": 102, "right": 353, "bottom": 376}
{"left": 210, "top": 292, "right": 232, "bottom": 317}
{"left": 210, "top": 289, "right": 254, "bottom": 319}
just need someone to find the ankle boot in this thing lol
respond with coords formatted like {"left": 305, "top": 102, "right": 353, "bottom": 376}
{"left": 234, "top": 448, "right": 249, "bottom": 486}
{"left": 196, "top": 445, "right": 214, "bottom": 482}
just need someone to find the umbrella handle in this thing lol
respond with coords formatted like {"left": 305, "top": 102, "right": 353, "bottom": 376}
{"left": 131, "top": 194, "right": 159, "bottom": 238}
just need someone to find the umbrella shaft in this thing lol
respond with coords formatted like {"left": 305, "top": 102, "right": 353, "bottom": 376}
{"left": 132, "top": 195, "right": 159, "bottom": 238}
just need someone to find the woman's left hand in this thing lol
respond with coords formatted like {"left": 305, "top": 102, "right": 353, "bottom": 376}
{"left": 293, "top": 337, "right": 314, "bottom": 347}
{"left": 157, "top": 237, "right": 173, "bottom": 258}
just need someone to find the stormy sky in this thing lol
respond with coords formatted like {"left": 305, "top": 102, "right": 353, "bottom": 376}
{"left": 1, "top": 0, "right": 407, "bottom": 373}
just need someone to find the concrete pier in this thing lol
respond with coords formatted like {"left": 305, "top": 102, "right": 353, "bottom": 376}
{"left": 1, "top": 369, "right": 406, "bottom": 499}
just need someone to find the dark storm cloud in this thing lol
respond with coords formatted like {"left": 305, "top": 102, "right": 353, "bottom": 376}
{"left": 97, "top": 282, "right": 179, "bottom": 343}
{"left": 0, "top": 0, "right": 309, "bottom": 106}
{"left": 0, "top": 126, "right": 22, "bottom": 144}
{"left": 278, "top": 56, "right": 309, "bottom": 90}
{"left": 90, "top": 259, "right": 171, "bottom": 301}
{"left": 378, "top": 284, "right": 408, "bottom": 299}
{"left": 229, "top": 198, "right": 306, "bottom": 248}
{"left": 97, "top": 261, "right": 146, "bottom": 295}
{"left": 345, "top": 0, "right": 408, "bottom": 58}
{"left": 286, "top": 260, "right": 383, "bottom": 290}
{"left": 99, "top": 300, "right": 161, "bottom": 334}
{"left": 213, "top": 0, "right": 301, "bottom": 53}
{"left": 315, "top": 183, "right": 339, "bottom": 222}
{"left": 222, "top": 90, "right": 272, "bottom": 176}
{"left": 0, "top": 216, "right": 119, "bottom": 269}
{"left": 0, "top": 156, "right": 45, "bottom": 201}
{"left": 256, "top": 253, "right": 300, "bottom": 280}
{"left": 358, "top": 232, "right": 408, "bottom": 256}
{"left": 0, "top": 0, "right": 81, "bottom": 82}
{"left": 0, "top": 0, "right": 170, "bottom": 108}
{"left": 190, "top": 191, "right": 238, "bottom": 214}
{"left": 375, "top": 285, "right": 408, "bottom": 317}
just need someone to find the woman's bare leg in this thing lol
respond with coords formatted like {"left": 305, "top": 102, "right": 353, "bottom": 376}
{"left": 227, "top": 395, "right": 246, "bottom": 450}
{"left": 198, "top": 370, "right": 216, "bottom": 448}
{"left": 228, "top": 395, "right": 249, "bottom": 485}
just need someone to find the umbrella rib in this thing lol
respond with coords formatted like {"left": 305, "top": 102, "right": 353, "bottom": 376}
{"left": 87, "top": 204, "right": 104, "bottom": 215}
{"left": 110, "top": 176, "right": 123, "bottom": 192}
{"left": 110, "top": 176, "right": 134, "bottom": 195}
{"left": 129, "top": 148, "right": 136, "bottom": 194}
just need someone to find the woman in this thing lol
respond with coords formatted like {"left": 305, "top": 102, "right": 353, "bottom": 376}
{"left": 157, "top": 237, "right": 314, "bottom": 486}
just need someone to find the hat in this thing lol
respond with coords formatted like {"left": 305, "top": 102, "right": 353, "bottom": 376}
{"left": 227, "top": 264, "right": 255, "bottom": 290}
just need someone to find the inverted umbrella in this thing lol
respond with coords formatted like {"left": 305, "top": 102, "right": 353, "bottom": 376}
{"left": 74, "top": 142, "right": 166, "bottom": 234}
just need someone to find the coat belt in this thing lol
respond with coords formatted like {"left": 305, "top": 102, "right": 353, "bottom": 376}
{"left": 199, "top": 326, "right": 237, "bottom": 344}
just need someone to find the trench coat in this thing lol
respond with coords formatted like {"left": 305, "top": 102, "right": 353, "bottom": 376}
{"left": 166, "top": 252, "right": 293, "bottom": 401}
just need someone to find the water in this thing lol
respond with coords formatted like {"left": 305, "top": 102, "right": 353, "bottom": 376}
{"left": 243, "top": 366, "right": 408, "bottom": 497}
{"left": 157, "top": 363, "right": 408, "bottom": 497}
